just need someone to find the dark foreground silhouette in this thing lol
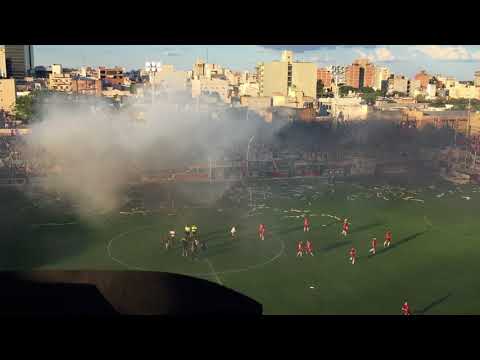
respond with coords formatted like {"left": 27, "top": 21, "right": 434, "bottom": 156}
{"left": 0, "top": 271, "right": 262, "bottom": 316}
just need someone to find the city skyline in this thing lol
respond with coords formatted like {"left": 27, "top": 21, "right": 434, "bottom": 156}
{"left": 32, "top": 45, "right": 480, "bottom": 80}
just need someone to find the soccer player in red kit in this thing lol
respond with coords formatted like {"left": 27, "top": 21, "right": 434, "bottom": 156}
{"left": 258, "top": 223, "right": 265, "bottom": 241}
{"left": 296, "top": 240, "right": 304, "bottom": 257}
{"left": 369, "top": 237, "right": 377, "bottom": 255}
{"left": 384, "top": 230, "right": 392, "bottom": 248}
{"left": 305, "top": 240, "right": 314, "bottom": 256}
{"left": 342, "top": 219, "right": 350, "bottom": 236}
{"left": 402, "top": 301, "right": 411, "bottom": 315}
{"left": 349, "top": 247, "right": 357, "bottom": 265}
{"left": 303, "top": 216, "right": 310, "bottom": 232}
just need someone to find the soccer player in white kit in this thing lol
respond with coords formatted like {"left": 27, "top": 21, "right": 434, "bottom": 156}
{"left": 230, "top": 226, "right": 237, "bottom": 239}
{"left": 166, "top": 230, "right": 175, "bottom": 250}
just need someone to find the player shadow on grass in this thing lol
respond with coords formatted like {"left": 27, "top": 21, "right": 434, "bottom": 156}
{"left": 373, "top": 230, "right": 428, "bottom": 257}
{"left": 322, "top": 240, "right": 351, "bottom": 252}
{"left": 413, "top": 293, "right": 453, "bottom": 315}
{"left": 350, "top": 221, "right": 385, "bottom": 234}
{"left": 0, "top": 194, "right": 94, "bottom": 270}
{"left": 324, "top": 220, "right": 340, "bottom": 227}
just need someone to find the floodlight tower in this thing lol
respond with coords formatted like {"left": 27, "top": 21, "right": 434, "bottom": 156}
{"left": 464, "top": 98, "right": 472, "bottom": 169}
{"left": 145, "top": 61, "right": 162, "bottom": 105}
{"left": 246, "top": 135, "right": 255, "bottom": 178}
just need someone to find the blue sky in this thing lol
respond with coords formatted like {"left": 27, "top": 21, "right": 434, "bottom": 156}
{"left": 33, "top": 45, "right": 480, "bottom": 80}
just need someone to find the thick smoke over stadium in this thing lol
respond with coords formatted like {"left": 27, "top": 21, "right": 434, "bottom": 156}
{"left": 22, "top": 95, "right": 273, "bottom": 216}
{"left": 20, "top": 93, "right": 451, "bottom": 218}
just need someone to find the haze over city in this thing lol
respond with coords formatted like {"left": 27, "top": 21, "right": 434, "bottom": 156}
{"left": 33, "top": 45, "right": 480, "bottom": 80}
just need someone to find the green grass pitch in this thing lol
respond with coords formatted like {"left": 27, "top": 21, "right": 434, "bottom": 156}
{"left": 2, "top": 177, "right": 480, "bottom": 315}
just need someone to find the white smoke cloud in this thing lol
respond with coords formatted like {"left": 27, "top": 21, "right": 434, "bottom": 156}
{"left": 23, "top": 94, "right": 272, "bottom": 216}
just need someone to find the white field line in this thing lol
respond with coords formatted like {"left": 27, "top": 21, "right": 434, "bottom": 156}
{"left": 106, "top": 225, "right": 286, "bottom": 277}
{"left": 424, "top": 215, "right": 433, "bottom": 228}
{"left": 32, "top": 222, "right": 77, "bottom": 227}
{"left": 204, "top": 258, "right": 223, "bottom": 285}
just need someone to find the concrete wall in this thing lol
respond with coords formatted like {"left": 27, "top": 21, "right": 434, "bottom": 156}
{"left": 261, "top": 61, "right": 288, "bottom": 97}
{"left": 292, "top": 62, "right": 317, "bottom": 99}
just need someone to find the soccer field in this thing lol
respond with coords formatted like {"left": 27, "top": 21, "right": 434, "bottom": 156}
{"left": 2, "top": 177, "right": 480, "bottom": 315}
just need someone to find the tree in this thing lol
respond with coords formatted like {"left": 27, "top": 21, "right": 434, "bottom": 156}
{"left": 362, "top": 92, "right": 377, "bottom": 105}
{"left": 339, "top": 86, "right": 357, "bottom": 97}
{"left": 359, "top": 87, "right": 382, "bottom": 105}
{"left": 359, "top": 87, "right": 375, "bottom": 93}
{"left": 391, "top": 91, "right": 408, "bottom": 98}
{"left": 415, "top": 94, "right": 426, "bottom": 103}
{"left": 428, "top": 98, "right": 446, "bottom": 108}
{"left": 316, "top": 80, "right": 324, "bottom": 98}
{"left": 14, "top": 94, "right": 34, "bottom": 122}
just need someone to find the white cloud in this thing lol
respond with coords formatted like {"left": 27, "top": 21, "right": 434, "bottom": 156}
{"left": 471, "top": 51, "right": 480, "bottom": 60}
{"left": 375, "top": 47, "right": 395, "bottom": 61}
{"left": 414, "top": 45, "right": 472, "bottom": 60}
{"left": 303, "top": 55, "right": 327, "bottom": 63}
{"left": 354, "top": 47, "right": 395, "bottom": 62}
{"left": 354, "top": 49, "right": 374, "bottom": 62}
{"left": 163, "top": 51, "right": 182, "bottom": 57}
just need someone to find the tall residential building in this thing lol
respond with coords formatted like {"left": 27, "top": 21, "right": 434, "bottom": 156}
{"left": 191, "top": 59, "right": 222, "bottom": 80}
{"left": 327, "top": 65, "right": 346, "bottom": 85}
{"left": 438, "top": 76, "right": 457, "bottom": 90}
{"left": 48, "top": 72, "right": 72, "bottom": 92}
{"left": 150, "top": 64, "right": 187, "bottom": 91}
{"left": 475, "top": 71, "right": 480, "bottom": 87}
{"left": 71, "top": 78, "right": 102, "bottom": 96}
{"left": 373, "top": 67, "right": 390, "bottom": 91}
{"left": 281, "top": 50, "right": 293, "bottom": 63}
{"left": 414, "top": 70, "right": 430, "bottom": 90}
{"left": 193, "top": 58, "right": 206, "bottom": 78}
{"left": 345, "top": 58, "right": 375, "bottom": 89}
{"left": 448, "top": 82, "right": 480, "bottom": 99}
{"left": 409, "top": 79, "right": 422, "bottom": 97}
{"left": 4, "top": 45, "right": 34, "bottom": 79}
{"left": 317, "top": 68, "right": 332, "bottom": 88}
{"left": 191, "top": 77, "right": 231, "bottom": 102}
{"left": 257, "top": 51, "right": 317, "bottom": 99}
{"left": 240, "top": 71, "right": 251, "bottom": 84}
{"left": 0, "top": 48, "right": 6, "bottom": 78}
{"left": 426, "top": 83, "right": 437, "bottom": 99}
{"left": 0, "top": 79, "right": 16, "bottom": 113}
{"left": 51, "top": 64, "right": 63, "bottom": 75}
{"left": 387, "top": 74, "right": 409, "bottom": 95}
{"left": 99, "top": 67, "right": 125, "bottom": 87}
